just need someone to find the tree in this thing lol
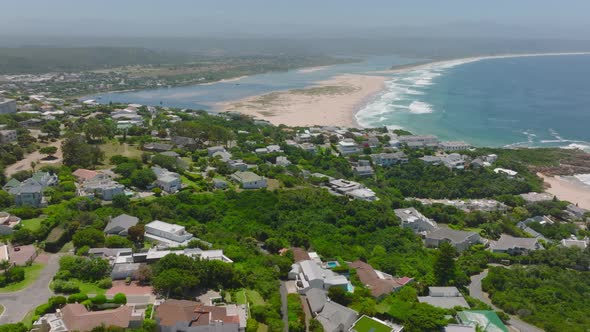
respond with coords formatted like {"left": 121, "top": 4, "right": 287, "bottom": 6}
{"left": 0, "top": 190, "right": 12, "bottom": 208}
{"left": 133, "top": 265, "right": 153, "bottom": 284}
{"left": 113, "top": 293, "right": 127, "bottom": 304}
{"left": 62, "top": 135, "right": 104, "bottom": 167}
{"left": 434, "top": 242, "right": 457, "bottom": 286}
{"left": 111, "top": 194, "right": 130, "bottom": 209}
{"left": 105, "top": 236, "right": 132, "bottom": 248}
{"left": 41, "top": 120, "right": 61, "bottom": 139}
{"left": 72, "top": 228, "right": 105, "bottom": 248}
{"left": 39, "top": 146, "right": 58, "bottom": 159}
{"left": 130, "top": 168, "right": 156, "bottom": 189}
{"left": 12, "top": 228, "right": 35, "bottom": 245}
{"left": 327, "top": 286, "right": 352, "bottom": 306}
{"left": 127, "top": 224, "right": 145, "bottom": 243}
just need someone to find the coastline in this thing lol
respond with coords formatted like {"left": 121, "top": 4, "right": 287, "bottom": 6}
{"left": 215, "top": 74, "right": 386, "bottom": 127}
{"left": 538, "top": 173, "right": 590, "bottom": 210}
{"left": 217, "top": 51, "right": 590, "bottom": 129}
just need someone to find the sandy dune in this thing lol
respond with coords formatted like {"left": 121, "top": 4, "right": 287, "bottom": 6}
{"left": 538, "top": 173, "right": 590, "bottom": 210}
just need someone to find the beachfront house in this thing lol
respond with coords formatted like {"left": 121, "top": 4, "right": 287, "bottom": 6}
{"left": 370, "top": 152, "right": 408, "bottom": 167}
{"left": 337, "top": 139, "right": 360, "bottom": 155}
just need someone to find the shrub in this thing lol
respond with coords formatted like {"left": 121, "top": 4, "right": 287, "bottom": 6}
{"left": 54, "top": 270, "right": 72, "bottom": 281}
{"left": 6, "top": 267, "right": 25, "bottom": 283}
{"left": 97, "top": 278, "right": 112, "bottom": 289}
{"left": 76, "top": 245, "right": 90, "bottom": 256}
{"left": 113, "top": 293, "right": 127, "bottom": 304}
{"left": 52, "top": 280, "right": 80, "bottom": 294}
{"left": 35, "top": 303, "right": 52, "bottom": 316}
{"left": 67, "top": 293, "right": 88, "bottom": 303}
{"left": 48, "top": 296, "right": 67, "bottom": 309}
{"left": 91, "top": 294, "right": 107, "bottom": 305}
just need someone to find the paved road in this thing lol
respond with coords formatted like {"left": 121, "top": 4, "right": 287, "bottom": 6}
{"left": 0, "top": 254, "right": 61, "bottom": 324}
{"left": 469, "top": 269, "right": 544, "bottom": 332}
{"left": 279, "top": 281, "right": 288, "bottom": 332}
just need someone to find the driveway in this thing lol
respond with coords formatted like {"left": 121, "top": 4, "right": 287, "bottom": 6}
{"left": 279, "top": 281, "right": 288, "bottom": 332}
{"left": 0, "top": 253, "right": 61, "bottom": 324}
{"left": 469, "top": 269, "right": 544, "bottom": 332}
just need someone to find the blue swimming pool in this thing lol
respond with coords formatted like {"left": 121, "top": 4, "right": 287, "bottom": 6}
{"left": 326, "top": 261, "right": 339, "bottom": 268}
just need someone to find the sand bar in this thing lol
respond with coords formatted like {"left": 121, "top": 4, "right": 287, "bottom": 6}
{"left": 538, "top": 173, "right": 590, "bottom": 210}
{"left": 215, "top": 74, "right": 386, "bottom": 127}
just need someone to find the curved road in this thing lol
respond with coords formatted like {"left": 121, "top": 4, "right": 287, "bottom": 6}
{"left": 469, "top": 269, "right": 544, "bottom": 332}
{"left": 0, "top": 254, "right": 61, "bottom": 324}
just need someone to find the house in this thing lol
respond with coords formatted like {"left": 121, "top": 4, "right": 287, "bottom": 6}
{"left": 494, "top": 168, "right": 518, "bottom": 177}
{"left": 560, "top": 238, "right": 588, "bottom": 249}
{"left": 227, "top": 159, "right": 248, "bottom": 171}
{"left": 0, "top": 129, "right": 17, "bottom": 144}
{"left": 212, "top": 150, "right": 232, "bottom": 162}
{"left": 316, "top": 301, "right": 358, "bottom": 332}
{"left": 143, "top": 248, "right": 232, "bottom": 264}
{"left": 440, "top": 141, "right": 471, "bottom": 151}
{"left": 519, "top": 192, "right": 553, "bottom": 203}
{"left": 155, "top": 299, "right": 245, "bottom": 332}
{"left": 425, "top": 227, "right": 481, "bottom": 252}
{"left": 4, "top": 171, "right": 58, "bottom": 207}
{"left": 152, "top": 166, "right": 182, "bottom": 193}
{"left": 441, "top": 153, "right": 466, "bottom": 170}
{"left": 212, "top": 178, "right": 228, "bottom": 189}
{"left": 111, "top": 263, "right": 142, "bottom": 280}
{"left": 207, "top": 146, "right": 226, "bottom": 156}
{"left": 353, "top": 165, "right": 375, "bottom": 177}
{"left": 275, "top": 156, "right": 291, "bottom": 167}
{"left": 398, "top": 135, "right": 439, "bottom": 149}
{"left": 298, "top": 143, "right": 317, "bottom": 154}
{"left": 420, "top": 156, "right": 442, "bottom": 165}
{"left": 144, "top": 220, "right": 194, "bottom": 247}
{"left": 32, "top": 303, "right": 142, "bottom": 332}
{"left": 77, "top": 174, "right": 125, "bottom": 201}
{"left": 490, "top": 234, "right": 542, "bottom": 255}
{"left": 305, "top": 288, "right": 328, "bottom": 314}
{"left": 348, "top": 260, "right": 412, "bottom": 299}
{"left": 516, "top": 223, "right": 547, "bottom": 241}
{"left": 418, "top": 287, "right": 470, "bottom": 309}
{"left": 566, "top": 204, "right": 589, "bottom": 220}
{"left": 456, "top": 310, "right": 508, "bottom": 332}
{"left": 0, "top": 98, "right": 16, "bottom": 114}
{"left": 143, "top": 143, "right": 173, "bottom": 153}
{"left": 104, "top": 214, "right": 139, "bottom": 236}
{"left": 230, "top": 171, "right": 267, "bottom": 189}
{"left": 289, "top": 259, "right": 350, "bottom": 293}
{"left": 171, "top": 136, "right": 196, "bottom": 149}
{"left": 337, "top": 139, "right": 360, "bottom": 155}
{"left": 370, "top": 152, "right": 408, "bottom": 167}
{"left": 346, "top": 188, "right": 379, "bottom": 202}
{"left": 350, "top": 316, "right": 404, "bottom": 332}
{"left": 0, "top": 212, "right": 21, "bottom": 235}
{"left": 394, "top": 208, "right": 438, "bottom": 233}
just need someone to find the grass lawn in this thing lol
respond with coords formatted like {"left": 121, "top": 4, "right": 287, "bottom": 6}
{"left": 0, "top": 263, "right": 45, "bottom": 293}
{"left": 235, "top": 290, "right": 247, "bottom": 305}
{"left": 50, "top": 279, "right": 106, "bottom": 296}
{"left": 99, "top": 141, "right": 142, "bottom": 162}
{"left": 351, "top": 316, "right": 393, "bottom": 332}
{"left": 375, "top": 302, "right": 391, "bottom": 314}
{"left": 0, "top": 304, "right": 4, "bottom": 315}
{"left": 245, "top": 289, "right": 265, "bottom": 305}
{"left": 59, "top": 241, "right": 74, "bottom": 253}
{"left": 21, "top": 217, "right": 46, "bottom": 231}
{"left": 256, "top": 323, "right": 269, "bottom": 332}
{"left": 20, "top": 309, "right": 36, "bottom": 329}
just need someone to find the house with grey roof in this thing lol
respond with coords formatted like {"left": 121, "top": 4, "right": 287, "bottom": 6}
{"left": 152, "top": 167, "right": 181, "bottom": 193}
{"left": 143, "top": 142, "right": 173, "bottom": 152}
{"left": 370, "top": 152, "right": 408, "bottom": 167}
{"left": 490, "top": 234, "right": 542, "bottom": 255}
{"left": 144, "top": 220, "right": 193, "bottom": 247}
{"left": 316, "top": 301, "right": 358, "bottom": 332}
{"left": 212, "top": 178, "right": 228, "bottom": 189}
{"left": 425, "top": 227, "right": 481, "bottom": 252}
{"left": 78, "top": 174, "right": 125, "bottom": 201}
{"left": 394, "top": 208, "right": 438, "bottom": 233}
{"left": 305, "top": 288, "right": 328, "bottom": 314}
{"left": 418, "top": 287, "right": 470, "bottom": 309}
{"left": 230, "top": 171, "right": 267, "bottom": 189}
{"left": 5, "top": 171, "right": 57, "bottom": 207}
{"left": 104, "top": 214, "right": 139, "bottom": 236}
{"left": 0, "top": 129, "right": 17, "bottom": 144}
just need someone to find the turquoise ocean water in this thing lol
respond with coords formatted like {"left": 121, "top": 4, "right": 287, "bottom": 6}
{"left": 356, "top": 54, "right": 590, "bottom": 149}
{"left": 93, "top": 54, "right": 590, "bottom": 149}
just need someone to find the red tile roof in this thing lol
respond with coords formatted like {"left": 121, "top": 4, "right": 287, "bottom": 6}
{"left": 61, "top": 304, "right": 133, "bottom": 332}
{"left": 155, "top": 300, "right": 239, "bottom": 327}
{"left": 348, "top": 260, "right": 407, "bottom": 298}
{"left": 291, "top": 247, "right": 311, "bottom": 263}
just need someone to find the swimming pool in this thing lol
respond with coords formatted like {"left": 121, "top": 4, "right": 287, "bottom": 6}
{"left": 326, "top": 261, "right": 339, "bottom": 268}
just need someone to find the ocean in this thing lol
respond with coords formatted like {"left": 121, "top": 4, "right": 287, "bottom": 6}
{"left": 93, "top": 53, "right": 590, "bottom": 150}
{"left": 356, "top": 54, "right": 590, "bottom": 149}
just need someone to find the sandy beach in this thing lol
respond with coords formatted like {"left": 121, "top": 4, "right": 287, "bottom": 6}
{"left": 538, "top": 173, "right": 590, "bottom": 209}
{"left": 215, "top": 74, "right": 386, "bottom": 127}
{"left": 296, "top": 66, "right": 332, "bottom": 74}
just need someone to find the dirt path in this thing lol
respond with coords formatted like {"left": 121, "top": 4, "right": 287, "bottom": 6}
{"left": 5, "top": 140, "right": 63, "bottom": 177}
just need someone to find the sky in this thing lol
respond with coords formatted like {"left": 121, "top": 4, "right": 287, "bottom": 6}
{"left": 3, "top": 0, "right": 590, "bottom": 39}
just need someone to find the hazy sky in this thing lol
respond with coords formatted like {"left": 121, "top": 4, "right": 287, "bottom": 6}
{"left": 3, "top": 0, "right": 590, "bottom": 39}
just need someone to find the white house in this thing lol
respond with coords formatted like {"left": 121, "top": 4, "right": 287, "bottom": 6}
{"left": 152, "top": 167, "right": 181, "bottom": 193}
{"left": 230, "top": 171, "right": 267, "bottom": 189}
{"left": 394, "top": 208, "right": 438, "bottom": 233}
{"left": 144, "top": 220, "right": 194, "bottom": 247}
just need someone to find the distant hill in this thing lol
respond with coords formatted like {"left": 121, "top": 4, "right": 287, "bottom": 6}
{"left": 0, "top": 47, "right": 190, "bottom": 74}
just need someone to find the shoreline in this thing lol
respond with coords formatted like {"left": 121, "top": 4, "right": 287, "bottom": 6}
{"left": 538, "top": 173, "right": 590, "bottom": 210}
{"left": 215, "top": 73, "right": 386, "bottom": 128}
